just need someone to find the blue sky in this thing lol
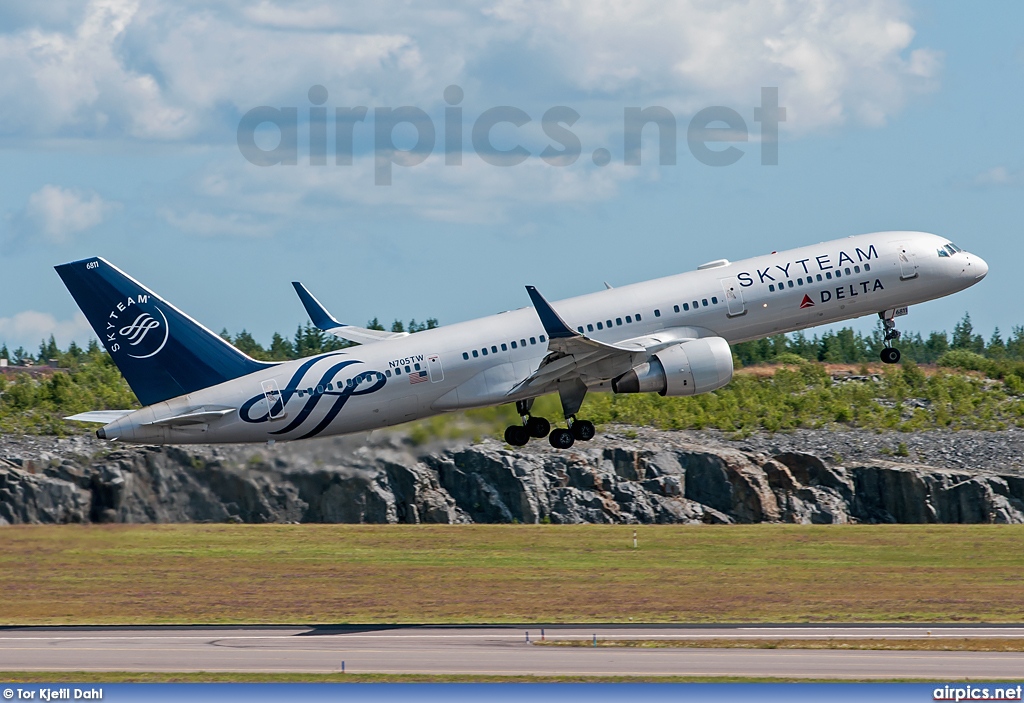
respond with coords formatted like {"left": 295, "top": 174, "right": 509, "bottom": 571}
{"left": 0, "top": 1, "right": 1020, "bottom": 352}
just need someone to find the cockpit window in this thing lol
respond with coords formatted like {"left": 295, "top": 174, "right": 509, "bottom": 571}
{"left": 938, "top": 247, "right": 950, "bottom": 257}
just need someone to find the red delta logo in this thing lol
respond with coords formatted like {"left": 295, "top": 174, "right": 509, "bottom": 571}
{"left": 799, "top": 294, "right": 815, "bottom": 309}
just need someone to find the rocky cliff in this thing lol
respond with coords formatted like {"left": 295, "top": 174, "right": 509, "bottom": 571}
{"left": 2, "top": 428, "right": 1023, "bottom": 525}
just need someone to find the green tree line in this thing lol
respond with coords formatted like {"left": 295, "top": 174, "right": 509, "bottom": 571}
{"left": 732, "top": 312, "right": 1015, "bottom": 366}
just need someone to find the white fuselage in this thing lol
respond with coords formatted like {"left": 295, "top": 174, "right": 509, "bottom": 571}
{"left": 101, "top": 231, "right": 987, "bottom": 444}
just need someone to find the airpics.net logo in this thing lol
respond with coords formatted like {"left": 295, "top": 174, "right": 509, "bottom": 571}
{"left": 934, "top": 684, "right": 1024, "bottom": 702}
{"left": 105, "top": 295, "right": 169, "bottom": 359}
{"left": 236, "top": 85, "right": 786, "bottom": 185}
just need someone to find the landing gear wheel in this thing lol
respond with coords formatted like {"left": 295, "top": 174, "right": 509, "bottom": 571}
{"left": 880, "top": 347, "right": 901, "bottom": 364}
{"left": 504, "top": 425, "right": 530, "bottom": 447}
{"left": 571, "top": 419, "right": 595, "bottom": 441}
{"left": 549, "top": 428, "right": 575, "bottom": 449}
{"left": 526, "top": 416, "right": 550, "bottom": 438}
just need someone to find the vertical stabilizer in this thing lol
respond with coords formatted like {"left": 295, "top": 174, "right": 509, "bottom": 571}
{"left": 55, "top": 257, "right": 273, "bottom": 406}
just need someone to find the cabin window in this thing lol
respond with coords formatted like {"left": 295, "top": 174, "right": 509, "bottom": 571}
{"left": 816, "top": 274, "right": 822, "bottom": 282}
{"left": 587, "top": 324, "right": 594, "bottom": 332}
{"left": 625, "top": 316, "right": 632, "bottom": 323}
{"left": 540, "top": 335, "right": 546, "bottom": 342}
{"left": 854, "top": 265, "right": 861, "bottom": 273}
{"left": 786, "top": 282, "right": 793, "bottom": 289}
{"left": 806, "top": 276, "right": 813, "bottom": 284}
{"left": 530, "top": 337, "right": 536, "bottom": 344}
{"left": 845, "top": 268, "right": 851, "bottom": 275}
{"left": 683, "top": 303, "right": 689, "bottom": 311}
{"left": 712, "top": 296, "right": 720, "bottom": 302}
{"left": 597, "top": 322, "right": 603, "bottom": 330}
{"left": 491, "top": 345, "right": 497, "bottom": 353}
{"left": 605, "top": 320, "right": 612, "bottom": 328}
{"left": 414, "top": 363, "right": 421, "bottom": 371}
{"left": 673, "top": 305, "right": 679, "bottom": 313}
{"left": 835, "top": 270, "right": 842, "bottom": 278}
{"left": 702, "top": 299, "right": 708, "bottom": 306}
{"left": 482, "top": 348, "right": 488, "bottom": 355}
{"left": 797, "top": 278, "right": 803, "bottom": 286}
{"left": 511, "top": 341, "right": 517, "bottom": 349}
{"left": 826, "top": 271, "right": 833, "bottom": 280}
{"left": 636, "top": 313, "right": 642, "bottom": 321}
{"left": 395, "top": 368, "right": 402, "bottom": 375}
{"left": 405, "top": 365, "right": 411, "bottom": 373}
{"left": 472, "top": 350, "right": 478, "bottom": 358}
{"left": 864, "top": 263, "right": 871, "bottom": 271}
{"left": 616, "top": 318, "right": 622, "bottom": 326}
{"left": 462, "top": 352, "right": 469, "bottom": 360}
{"left": 769, "top": 284, "right": 775, "bottom": 292}
{"left": 577, "top": 327, "right": 584, "bottom": 334}
{"left": 501, "top": 343, "right": 507, "bottom": 351}
{"left": 654, "top": 309, "right": 661, "bottom": 317}
{"left": 520, "top": 339, "right": 527, "bottom": 347}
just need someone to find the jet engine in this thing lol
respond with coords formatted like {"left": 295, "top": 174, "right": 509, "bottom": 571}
{"left": 611, "top": 337, "right": 733, "bottom": 397}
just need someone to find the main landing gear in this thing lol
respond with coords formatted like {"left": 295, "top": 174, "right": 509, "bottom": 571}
{"left": 503, "top": 399, "right": 551, "bottom": 447}
{"left": 547, "top": 417, "right": 596, "bottom": 449}
{"left": 546, "top": 378, "right": 596, "bottom": 449}
{"left": 502, "top": 384, "right": 598, "bottom": 450}
{"left": 879, "top": 310, "right": 902, "bottom": 364}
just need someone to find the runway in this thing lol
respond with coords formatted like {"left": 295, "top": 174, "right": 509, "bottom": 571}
{"left": 1, "top": 625, "right": 1023, "bottom": 678}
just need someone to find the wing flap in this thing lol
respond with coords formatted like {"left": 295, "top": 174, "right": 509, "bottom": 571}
{"left": 510, "top": 287, "right": 652, "bottom": 394}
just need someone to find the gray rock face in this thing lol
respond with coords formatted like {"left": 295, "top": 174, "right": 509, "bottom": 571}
{"left": 1, "top": 430, "right": 1023, "bottom": 525}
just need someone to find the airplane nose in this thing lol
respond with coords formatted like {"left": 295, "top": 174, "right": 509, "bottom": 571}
{"left": 971, "top": 254, "right": 989, "bottom": 280}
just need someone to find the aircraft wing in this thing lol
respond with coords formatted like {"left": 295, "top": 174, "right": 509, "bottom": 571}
{"left": 508, "top": 286, "right": 658, "bottom": 394}
{"left": 292, "top": 282, "right": 408, "bottom": 345}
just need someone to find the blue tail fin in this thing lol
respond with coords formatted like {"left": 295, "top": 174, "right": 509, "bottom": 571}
{"left": 55, "top": 257, "right": 274, "bottom": 406}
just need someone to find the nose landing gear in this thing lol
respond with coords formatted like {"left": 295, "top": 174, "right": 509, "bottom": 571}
{"left": 879, "top": 310, "right": 903, "bottom": 364}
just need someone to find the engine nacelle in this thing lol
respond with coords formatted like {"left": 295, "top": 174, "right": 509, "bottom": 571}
{"left": 612, "top": 337, "right": 734, "bottom": 397}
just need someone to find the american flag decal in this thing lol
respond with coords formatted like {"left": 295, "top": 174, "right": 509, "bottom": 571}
{"left": 409, "top": 369, "right": 429, "bottom": 384}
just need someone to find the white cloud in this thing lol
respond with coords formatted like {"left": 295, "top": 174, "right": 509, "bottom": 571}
{"left": 974, "top": 166, "right": 1016, "bottom": 186}
{"left": 0, "top": 0, "right": 939, "bottom": 143}
{"left": 162, "top": 150, "right": 639, "bottom": 233}
{"left": 6, "top": 185, "right": 116, "bottom": 249}
{"left": 485, "top": 0, "right": 941, "bottom": 130}
{"left": 0, "top": 311, "right": 93, "bottom": 352}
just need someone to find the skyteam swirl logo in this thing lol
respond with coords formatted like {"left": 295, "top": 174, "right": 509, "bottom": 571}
{"left": 239, "top": 354, "right": 388, "bottom": 440}
{"left": 104, "top": 294, "right": 170, "bottom": 359}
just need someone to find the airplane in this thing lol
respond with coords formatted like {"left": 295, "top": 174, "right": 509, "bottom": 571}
{"left": 57, "top": 231, "right": 987, "bottom": 448}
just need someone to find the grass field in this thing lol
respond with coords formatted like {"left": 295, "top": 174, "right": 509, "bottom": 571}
{"left": 1, "top": 524, "right": 1023, "bottom": 625}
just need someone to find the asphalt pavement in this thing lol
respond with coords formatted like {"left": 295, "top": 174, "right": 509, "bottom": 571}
{"left": 1, "top": 624, "right": 1023, "bottom": 678}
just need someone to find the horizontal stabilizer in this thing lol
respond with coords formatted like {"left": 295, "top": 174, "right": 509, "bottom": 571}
{"left": 143, "top": 407, "right": 235, "bottom": 427}
{"left": 65, "top": 410, "right": 134, "bottom": 424}
{"left": 291, "top": 282, "right": 407, "bottom": 345}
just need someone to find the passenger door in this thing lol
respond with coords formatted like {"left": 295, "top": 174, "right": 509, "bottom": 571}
{"left": 426, "top": 354, "right": 444, "bottom": 383}
{"left": 720, "top": 276, "right": 746, "bottom": 317}
{"left": 895, "top": 241, "right": 919, "bottom": 280}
